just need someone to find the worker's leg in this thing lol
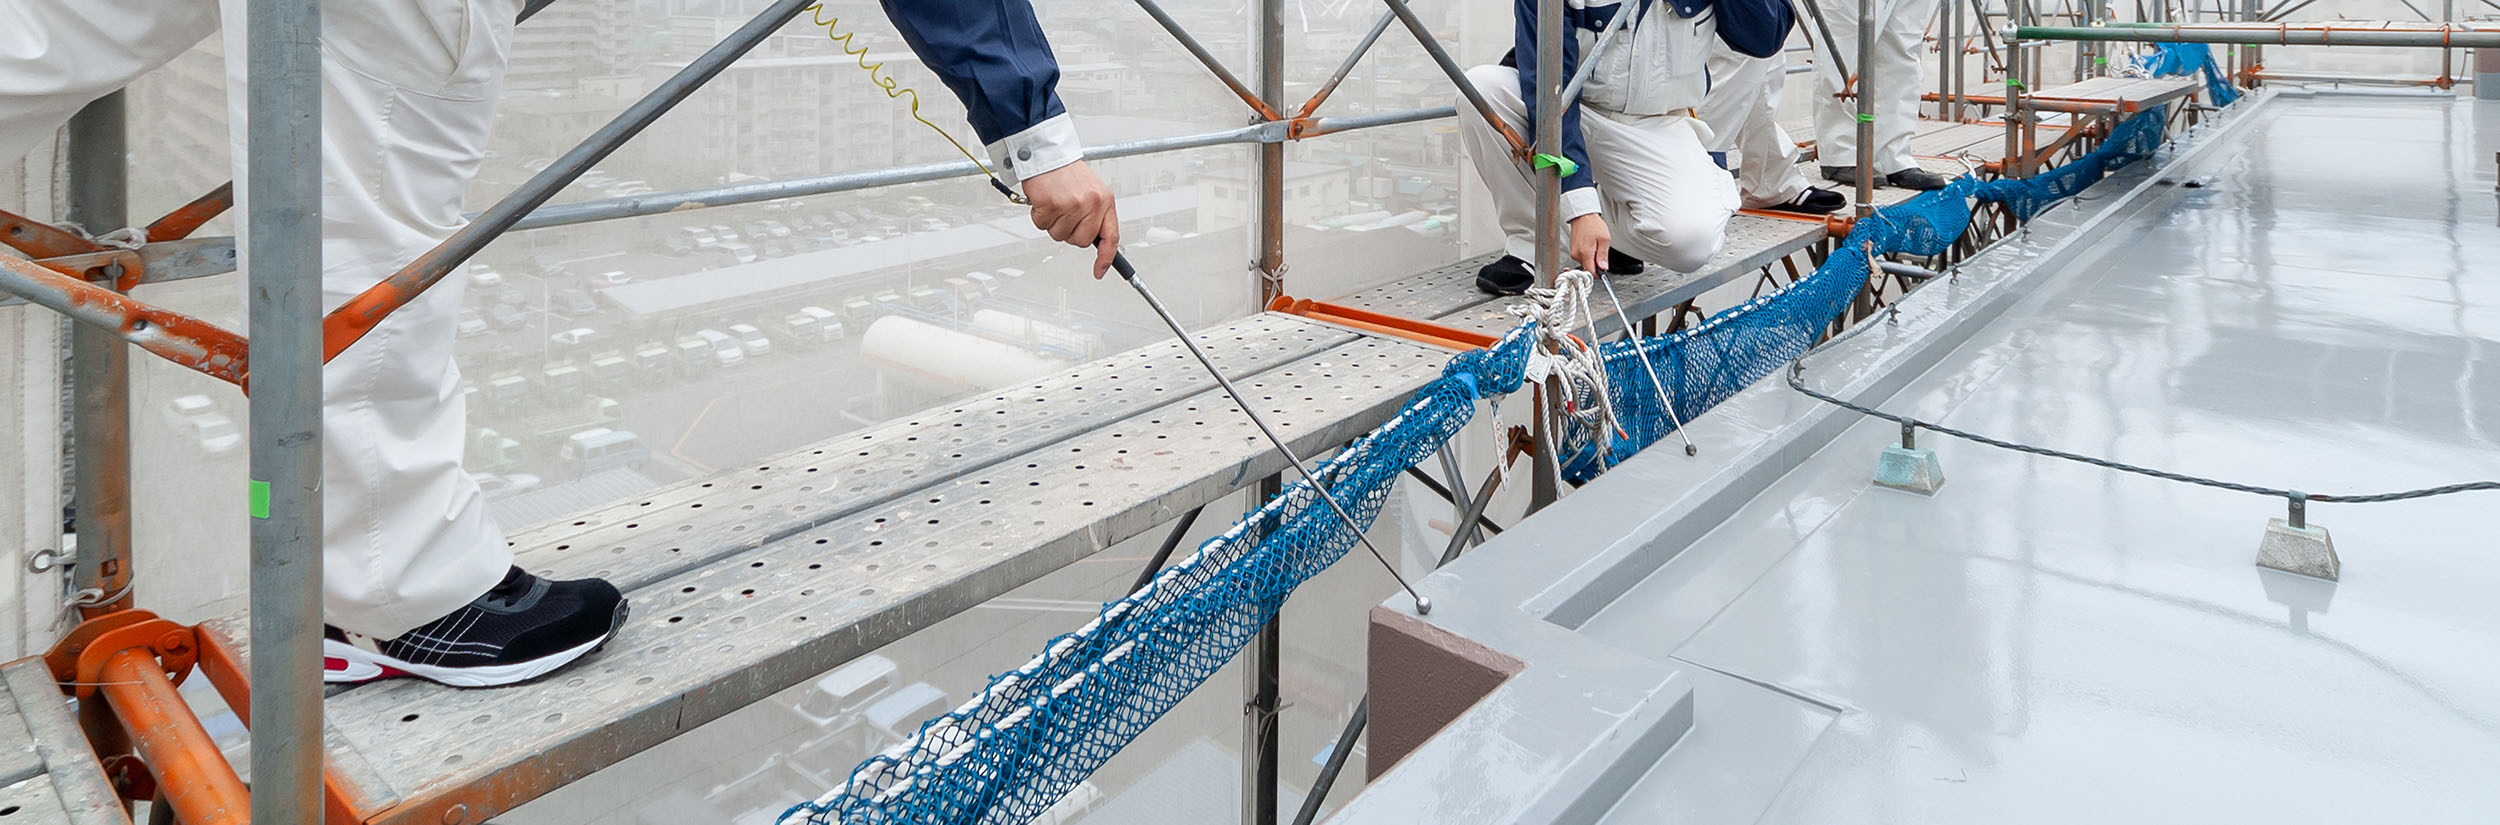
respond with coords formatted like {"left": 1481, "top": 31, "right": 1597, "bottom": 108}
{"left": 0, "top": 0, "right": 217, "bottom": 166}
{"left": 1578, "top": 110, "right": 1739, "bottom": 274}
{"left": 1456, "top": 64, "right": 1545, "bottom": 266}
{"left": 1700, "top": 47, "right": 1812, "bottom": 207}
{"left": 219, "top": 0, "right": 621, "bottom": 686}
{"left": 1871, "top": 0, "right": 1942, "bottom": 175}
{"left": 1809, "top": 0, "right": 1868, "bottom": 170}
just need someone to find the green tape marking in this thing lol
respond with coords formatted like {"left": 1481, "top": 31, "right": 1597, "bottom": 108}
{"left": 1531, "top": 152, "right": 1579, "bottom": 178}
{"left": 2095, "top": 56, "right": 2108, "bottom": 65}
{"left": 1855, "top": 113, "right": 1875, "bottom": 123}
{"left": 249, "top": 480, "right": 271, "bottom": 519}
{"left": 2006, "top": 78, "right": 2027, "bottom": 89}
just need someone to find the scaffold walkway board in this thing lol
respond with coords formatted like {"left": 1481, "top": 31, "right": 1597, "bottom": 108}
{"left": 1994, "top": 74, "right": 2205, "bottom": 113}
{"left": 196, "top": 314, "right": 1458, "bottom": 825}
{"left": 1430, "top": 214, "right": 1826, "bottom": 337}
{"left": 1911, "top": 118, "right": 2073, "bottom": 158}
{"left": 0, "top": 662, "right": 129, "bottom": 825}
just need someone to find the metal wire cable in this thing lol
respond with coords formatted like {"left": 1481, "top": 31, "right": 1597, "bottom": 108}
{"left": 1782, "top": 358, "right": 2500, "bottom": 506}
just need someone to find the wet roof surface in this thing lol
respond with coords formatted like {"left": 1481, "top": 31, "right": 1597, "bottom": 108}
{"left": 1576, "top": 94, "right": 2500, "bottom": 823}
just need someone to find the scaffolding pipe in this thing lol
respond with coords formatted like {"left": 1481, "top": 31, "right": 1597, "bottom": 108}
{"left": 2013, "top": 22, "right": 2500, "bottom": 46}
{"left": 1855, "top": 0, "right": 1876, "bottom": 215}
{"left": 1299, "top": 10, "right": 1398, "bottom": 118}
{"left": 1382, "top": 0, "right": 1534, "bottom": 155}
{"left": 66, "top": 92, "right": 135, "bottom": 617}
{"left": 1257, "top": 0, "right": 1288, "bottom": 306}
{"left": 246, "top": 0, "right": 327, "bottom": 820}
{"left": 1132, "top": 0, "right": 1283, "bottom": 120}
{"left": 328, "top": 0, "right": 818, "bottom": 364}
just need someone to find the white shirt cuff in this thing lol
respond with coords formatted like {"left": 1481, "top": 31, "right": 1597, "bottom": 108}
{"left": 985, "top": 113, "right": 1085, "bottom": 187}
{"left": 1561, "top": 187, "right": 1604, "bottom": 222}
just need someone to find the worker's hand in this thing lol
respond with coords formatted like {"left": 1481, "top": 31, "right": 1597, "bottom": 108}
{"left": 1022, "top": 161, "right": 1121, "bottom": 278}
{"left": 1568, "top": 213, "right": 1611, "bottom": 275}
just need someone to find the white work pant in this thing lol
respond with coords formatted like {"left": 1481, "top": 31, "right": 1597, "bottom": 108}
{"left": 1458, "top": 65, "right": 1737, "bottom": 274}
{"left": 1811, "top": 0, "right": 1942, "bottom": 173}
{"left": 2, "top": 0, "right": 517, "bottom": 637}
{"left": 1699, "top": 46, "right": 1811, "bottom": 208}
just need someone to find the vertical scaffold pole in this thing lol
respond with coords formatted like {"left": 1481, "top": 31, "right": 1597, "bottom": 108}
{"left": 1256, "top": 0, "right": 1288, "bottom": 304}
{"left": 1943, "top": 0, "right": 1963, "bottom": 122}
{"left": 2005, "top": 0, "right": 2029, "bottom": 177}
{"left": 1242, "top": 473, "right": 1283, "bottom": 825}
{"left": 1854, "top": 0, "right": 1876, "bottom": 217}
{"left": 65, "top": 93, "right": 134, "bottom": 617}
{"left": 247, "top": 0, "right": 327, "bottom": 820}
{"left": 1529, "top": 0, "right": 1566, "bottom": 512}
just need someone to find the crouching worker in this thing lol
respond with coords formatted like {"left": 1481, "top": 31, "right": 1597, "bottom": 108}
{"left": 1458, "top": 0, "right": 1742, "bottom": 296}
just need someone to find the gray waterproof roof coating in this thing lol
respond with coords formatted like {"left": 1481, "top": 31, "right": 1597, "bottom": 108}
{"left": 1339, "top": 92, "right": 2500, "bottom": 823}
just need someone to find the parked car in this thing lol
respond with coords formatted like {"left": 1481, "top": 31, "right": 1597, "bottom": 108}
{"left": 487, "top": 302, "right": 528, "bottom": 331}
{"left": 758, "top": 219, "right": 794, "bottom": 238}
{"left": 550, "top": 327, "right": 599, "bottom": 346}
{"left": 695, "top": 329, "right": 746, "bottom": 367}
{"left": 471, "top": 472, "right": 543, "bottom": 500}
{"left": 560, "top": 428, "right": 649, "bottom": 475}
{"left": 467, "top": 263, "right": 503, "bottom": 289}
{"left": 726, "top": 323, "right": 773, "bottom": 357}
{"left": 588, "top": 270, "right": 632, "bottom": 287}
{"left": 710, "top": 224, "right": 740, "bottom": 243}
{"left": 552, "top": 288, "right": 599, "bottom": 317}
{"left": 717, "top": 241, "right": 758, "bottom": 265}
{"left": 456, "top": 309, "right": 488, "bottom": 338}
{"left": 965, "top": 271, "right": 999, "bottom": 295}
{"left": 757, "top": 239, "right": 790, "bottom": 258}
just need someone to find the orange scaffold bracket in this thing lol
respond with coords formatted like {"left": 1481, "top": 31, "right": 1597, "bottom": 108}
{"left": 1268, "top": 295, "right": 1498, "bottom": 351}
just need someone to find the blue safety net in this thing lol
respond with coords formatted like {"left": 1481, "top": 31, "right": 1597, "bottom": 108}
{"left": 1562, "top": 105, "right": 2168, "bottom": 480}
{"left": 2138, "top": 42, "right": 2242, "bottom": 107}
{"left": 780, "top": 325, "right": 1535, "bottom": 825}
{"left": 783, "top": 104, "right": 2174, "bottom": 825}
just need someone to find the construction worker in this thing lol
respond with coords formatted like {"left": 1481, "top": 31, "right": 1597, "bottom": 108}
{"left": 1457, "top": 0, "right": 1741, "bottom": 296}
{"left": 1809, "top": 0, "right": 1953, "bottom": 190}
{"left": 1699, "top": 43, "right": 1848, "bottom": 214}
{"left": 1, "top": 0, "right": 1120, "bottom": 686}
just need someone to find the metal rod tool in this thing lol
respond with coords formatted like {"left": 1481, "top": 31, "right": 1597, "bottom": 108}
{"left": 1597, "top": 274, "right": 1698, "bottom": 456}
{"left": 1114, "top": 254, "right": 1432, "bottom": 614}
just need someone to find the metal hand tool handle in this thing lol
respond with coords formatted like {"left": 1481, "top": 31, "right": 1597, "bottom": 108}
{"left": 1114, "top": 253, "right": 1432, "bottom": 614}
{"left": 1597, "top": 275, "right": 1697, "bottom": 456}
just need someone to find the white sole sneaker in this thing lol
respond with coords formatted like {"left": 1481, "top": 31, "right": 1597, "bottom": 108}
{"left": 323, "top": 629, "right": 614, "bottom": 688}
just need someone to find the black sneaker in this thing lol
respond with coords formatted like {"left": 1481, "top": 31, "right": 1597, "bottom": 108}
{"left": 1476, "top": 255, "right": 1534, "bottom": 296}
{"left": 323, "top": 566, "right": 628, "bottom": 688}
{"left": 1606, "top": 248, "right": 1645, "bottom": 275}
{"left": 1820, "top": 165, "right": 1873, "bottom": 187}
{"left": 1761, "top": 186, "right": 1849, "bottom": 215}
{"left": 1885, "top": 168, "right": 1951, "bottom": 190}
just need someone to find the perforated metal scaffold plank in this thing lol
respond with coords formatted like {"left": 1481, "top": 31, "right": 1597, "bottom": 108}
{"left": 1332, "top": 253, "right": 1505, "bottom": 321}
{"left": 498, "top": 312, "right": 1363, "bottom": 591}
{"left": 1431, "top": 214, "right": 1824, "bottom": 337}
{"left": 200, "top": 330, "right": 1454, "bottom": 825}
{"left": 0, "top": 662, "right": 131, "bottom": 825}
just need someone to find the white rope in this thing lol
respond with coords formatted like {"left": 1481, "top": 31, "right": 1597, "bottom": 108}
{"left": 1506, "top": 268, "right": 1622, "bottom": 463}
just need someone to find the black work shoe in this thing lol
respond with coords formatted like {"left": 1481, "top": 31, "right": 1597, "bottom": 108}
{"left": 1821, "top": 165, "right": 1873, "bottom": 186}
{"left": 1763, "top": 186, "right": 1849, "bottom": 215}
{"left": 1606, "top": 248, "right": 1645, "bottom": 275}
{"left": 1476, "top": 255, "right": 1535, "bottom": 296}
{"left": 323, "top": 566, "right": 628, "bottom": 688}
{"left": 1885, "top": 167, "right": 1952, "bottom": 190}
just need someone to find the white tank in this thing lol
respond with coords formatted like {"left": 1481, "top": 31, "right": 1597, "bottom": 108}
{"left": 861, "top": 316, "right": 1071, "bottom": 394}
{"left": 970, "top": 309, "right": 1100, "bottom": 359}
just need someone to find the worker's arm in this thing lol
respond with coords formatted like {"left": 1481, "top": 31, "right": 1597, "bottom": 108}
{"left": 882, "top": 0, "right": 1120, "bottom": 277}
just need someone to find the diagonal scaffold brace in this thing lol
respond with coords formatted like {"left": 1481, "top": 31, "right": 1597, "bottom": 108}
{"left": 1113, "top": 252, "right": 1433, "bottom": 614}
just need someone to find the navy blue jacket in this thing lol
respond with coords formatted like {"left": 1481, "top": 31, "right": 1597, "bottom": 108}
{"left": 881, "top": 0, "right": 1069, "bottom": 146}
